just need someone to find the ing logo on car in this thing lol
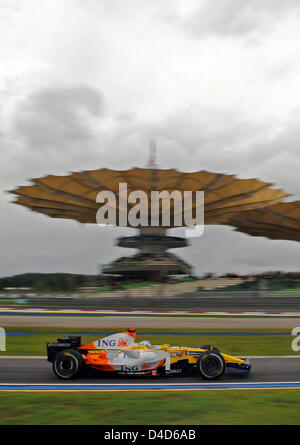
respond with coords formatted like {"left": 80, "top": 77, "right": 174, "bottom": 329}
{"left": 120, "top": 365, "right": 139, "bottom": 372}
{"left": 97, "top": 339, "right": 116, "bottom": 347}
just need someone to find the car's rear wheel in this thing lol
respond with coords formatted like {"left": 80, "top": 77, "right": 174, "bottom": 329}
{"left": 197, "top": 350, "right": 225, "bottom": 380}
{"left": 200, "top": 344, "right": 220, "bottom": 353}
{"left": 53, "top": 349, "right": 84, "bottom": 380}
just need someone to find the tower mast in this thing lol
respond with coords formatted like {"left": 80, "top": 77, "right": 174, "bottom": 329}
{"left": 147, "top": 139, "right": 157, "bottom": 169}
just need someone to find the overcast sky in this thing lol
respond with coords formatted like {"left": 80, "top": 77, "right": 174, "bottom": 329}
{"left": 1, "top": 0, "right": 300, "bottom": 277}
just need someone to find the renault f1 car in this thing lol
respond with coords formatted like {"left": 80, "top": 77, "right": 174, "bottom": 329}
{"left": 47, "top": 328, "right": 251, "bottom": 380}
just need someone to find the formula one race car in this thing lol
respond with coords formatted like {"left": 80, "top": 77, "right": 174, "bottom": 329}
{"left": 47, "top": 328, "right": 251, "bottom": 380}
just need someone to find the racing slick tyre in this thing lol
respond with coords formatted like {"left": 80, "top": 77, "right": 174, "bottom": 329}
{"left": 53, "top": 349, "right": 84, "bottom": 380}
{"left": 196, "top": 350, "right": 225, "bottom": 380}
{"left": 200, "top": 344, "right": 220, "bottom": 353}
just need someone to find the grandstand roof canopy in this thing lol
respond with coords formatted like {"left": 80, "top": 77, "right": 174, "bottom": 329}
{"left": 10, "top": 167, "right": 289, "bottom": 227}
{"left": 226, "top": 201, "right": 300, "bottom": 242}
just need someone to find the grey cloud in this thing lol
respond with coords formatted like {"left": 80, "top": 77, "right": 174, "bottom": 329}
{"left": 137, "top": 106, "right": 300, "bottom": 199}
{"left": 147, "top": 108, "right": 264, "bottom": 154}
{"left": 139, "top": 107, "right": 269, "bottom": 172}
{"left": 0, "top": 1, "right": 20, "bottom": 13}
{"left": 2, "top": 1, "right": 300, "bottom": 278}
{"left": 0, "top": 197, "right": 135, "bottom": 277}
{"left": 182, "top": 0, "right": 300, "bottom": 38}
{"left": 3, "top": 94, "right": 300, "bottom": 276}
{"left": 14, "top": 86, "right": 104, "bottom": 151}
{"left": 9, "top": 94, "right": 300, "bottom": 196}
{"left": 172, "top": 225, "right": 300, "bottom": 275}
{"left": 0, "top": 85, "right": 107, "bottom": 190}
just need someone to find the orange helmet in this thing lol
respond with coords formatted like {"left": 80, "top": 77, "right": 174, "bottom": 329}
{"left": 127, "top": 327, "right": 136, "bottom": 340}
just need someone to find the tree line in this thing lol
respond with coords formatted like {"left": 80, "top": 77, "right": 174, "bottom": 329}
{"left": 0, "top": 273, "right": 107, "bottom": 292}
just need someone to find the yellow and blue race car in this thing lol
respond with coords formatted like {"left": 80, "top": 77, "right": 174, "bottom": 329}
{"left": 47, "top": 328, "right": 251, "bottom": 380}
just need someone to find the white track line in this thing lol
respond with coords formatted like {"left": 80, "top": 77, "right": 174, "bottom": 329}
{"left": 2, "top": 381, "right": 300, "bottom": 386}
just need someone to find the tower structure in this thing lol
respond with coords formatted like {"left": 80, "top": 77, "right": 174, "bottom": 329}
{"left": 103, "top": 142, "right": 191, "bottom": 279}
{"left": 10, "top": 144, "right": 290, "bottom": 281}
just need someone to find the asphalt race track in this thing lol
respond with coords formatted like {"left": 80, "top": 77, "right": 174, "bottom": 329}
{"left": 1, "top": 313, "right": 300, "bottom": 390}
{"left": 0, "top": 356, "right": 300, "bottom": 385}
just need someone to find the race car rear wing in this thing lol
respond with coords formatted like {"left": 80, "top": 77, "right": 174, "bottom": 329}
{"left": 47, "top": 336, "right": 81, "bottom": 362}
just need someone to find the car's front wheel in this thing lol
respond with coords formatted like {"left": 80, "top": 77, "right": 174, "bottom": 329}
{"left": 53, "top": 349, "right": 84, "bottom": 380}
{"left": 196, "top": 350, "right": 225, "bottom": 380}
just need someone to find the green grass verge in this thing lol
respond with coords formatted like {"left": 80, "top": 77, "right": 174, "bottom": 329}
{"left": 268, "top": 287, "right": 300, "bottom": 295}
{"left": 1, "top": 390, "right": 300, "bottom": 424}
{"left": 0, "top": 327, "right": 298, "bottom": 356}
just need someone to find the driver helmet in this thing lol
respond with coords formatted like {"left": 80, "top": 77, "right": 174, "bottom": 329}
{"left": 127, "top": 327, "right": 136, "bottom": 341}
{"left": 139, "top": 340, "right": 152, "bottom": 348}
